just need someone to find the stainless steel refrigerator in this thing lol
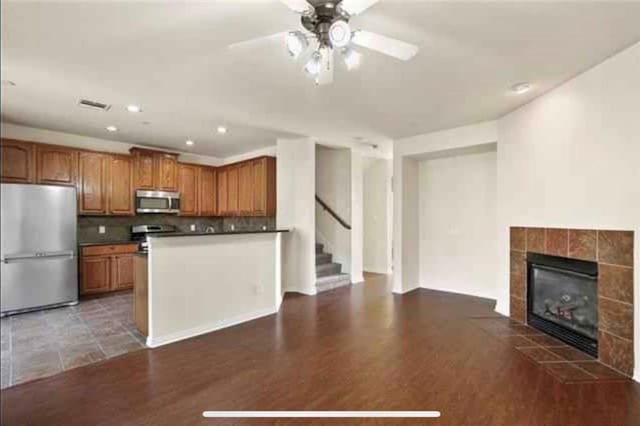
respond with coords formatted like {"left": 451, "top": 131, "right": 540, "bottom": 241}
{"left": 1, "top": 184, "right": 78, "bottom": 316}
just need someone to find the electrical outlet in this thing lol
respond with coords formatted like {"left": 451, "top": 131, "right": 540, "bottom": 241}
{"left": 190, "top": 224, "right": 196, "bottom": 232}
{"left": 262, "top": 225, "right": 267, "bottom": 231}
{"left": 230, "top": 224, "right": 235, "bottom": 231}
{"left": 98, "top": 226, "right": 106, "bottom": 234}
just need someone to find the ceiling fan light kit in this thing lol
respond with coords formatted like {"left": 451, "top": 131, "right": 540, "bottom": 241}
{"left": 233, "top": 0, "right": 418, "bottom": 85}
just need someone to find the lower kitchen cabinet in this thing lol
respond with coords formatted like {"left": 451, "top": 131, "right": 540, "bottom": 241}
{"left": 80, "top": 244, "right": 138, "bottom": 296}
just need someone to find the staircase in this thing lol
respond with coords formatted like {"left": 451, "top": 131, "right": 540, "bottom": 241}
{"left": 315, "top": 243, "right": 351, "bottom": 293}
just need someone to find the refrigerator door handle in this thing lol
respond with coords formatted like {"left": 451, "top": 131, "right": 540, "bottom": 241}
{"left": 2, "top": 251, "right": 75, "bottom": 264}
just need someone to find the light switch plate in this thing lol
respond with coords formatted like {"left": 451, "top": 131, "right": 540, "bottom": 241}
{"left": 190, "top": 224, "right": 196, "bottom": 232}
{"left": 98, "top": 226, "right": 106, "bottom": 234}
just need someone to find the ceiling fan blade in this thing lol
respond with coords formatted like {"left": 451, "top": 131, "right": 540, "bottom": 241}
{"left": 279, "top": 0, "right": 312, "bottom": 14}
{"left": 340, "top": 0, "right": 380, "bottom": 16}
{"left": 228, "top": 32, "right": 287, "bottom": 50}
{"left": 316, "top": 47, "right": 334, "bottom": 85}
{"left": 351, "top": 30, "right": 418, "bottom": 61}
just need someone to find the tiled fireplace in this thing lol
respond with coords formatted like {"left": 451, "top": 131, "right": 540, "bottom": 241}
{"left": 510, "top": 227, "right": 634, "bottom": 377}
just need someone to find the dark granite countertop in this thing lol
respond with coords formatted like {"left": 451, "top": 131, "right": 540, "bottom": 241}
{"left": 78, "top": 241, "right": 137, "bottom": 247}
{"left": 148, "top": 229, "right": 290, "bottom": 239}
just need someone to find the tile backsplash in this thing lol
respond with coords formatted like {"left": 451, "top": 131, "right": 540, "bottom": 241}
{"left": 78, "top": 215, "right": 276, "bottom": 244}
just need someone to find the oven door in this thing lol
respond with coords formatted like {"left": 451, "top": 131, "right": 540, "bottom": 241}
{"left": 136, "top": 191, "right": 180, "bottom": 214}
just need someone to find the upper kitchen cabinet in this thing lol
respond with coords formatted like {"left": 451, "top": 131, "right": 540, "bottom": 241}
{"left": 132, "top": 149, "right": 155, "bottom": 189}
{"left": 199, "top": 166, "right": 217, "bottom": 216}
{"left": 252, "top": 157, "right": 276, "bottom": 217}
{"left": 177, "top": 163, "right": 199, "bottom": 216}
{"left": 108, "top": 155, "right": 134, "bottom": 216}
{"left": 217, "top": 157, "right": 276, "bottom": 217}
{"left": 78, "top": 151, "right": 108, "bottom": 215}
{"left": 36, "top": 144, "right": 77, "bottom": 186}
{"left": 130, "top": 148, "right": 178, "bottom": 192}
{"left": 0, "top": 139, "right": 35, "bottom": 183}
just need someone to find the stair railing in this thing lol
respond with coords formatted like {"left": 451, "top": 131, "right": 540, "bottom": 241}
{"left": 315, "top": 195, "right": 352, "bottom": 230}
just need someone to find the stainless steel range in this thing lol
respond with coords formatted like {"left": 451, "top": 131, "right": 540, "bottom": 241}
{"left": 131, "top": 225, "right": 177, "bottom": 253}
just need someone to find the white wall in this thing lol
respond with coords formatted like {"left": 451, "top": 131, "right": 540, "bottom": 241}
{"left": 147, "top": 233, "right": 281, "bottom": 347}
{"left": 393, "top": 121, "right": 498, "bottom": 293}
{"left": 1, "top": 122, "right": 223, "bottom": 166}
{"left": 419, "top": 148, "right": 497, "bottom": 300}
{"left": 350, "top": 151, "right": 364, "bottom": 283}
{"left": 363, "top": 157, "right": 392, "bottom": 274}
{"left": 315, "top": 145, "right": 352, "bottom": 274}
{"left": 495, "top": 42, "right": 640, "bottom": 381}
{"left": 277, "top": 138, "right": 316, "bottom": 295}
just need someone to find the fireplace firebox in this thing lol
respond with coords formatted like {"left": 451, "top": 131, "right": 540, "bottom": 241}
{"left": 527, "top": 252, "right": 598, "bottom": 357}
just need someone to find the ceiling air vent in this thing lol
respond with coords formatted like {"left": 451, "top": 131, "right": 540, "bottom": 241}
{"left": 78, "top": 98, "right": 112, "bottom": 111}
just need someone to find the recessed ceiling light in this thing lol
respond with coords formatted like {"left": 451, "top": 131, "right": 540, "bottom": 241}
{"left": 217, "top": 126, "right": 228, "bottom": 134}
{"left": 106, "top": 125, "right": 118, "bottom": 132}
{"left": 185, "top": 140, "right": 195, "bottom": 146}
{"left": 511, "top": 82, "right": 532, "bottom": 95}
{"left": 1, "top": 80, "right": 16, "bottom": 86}
{"left": 127, "top": 104, "right": 142, "bottom": 113}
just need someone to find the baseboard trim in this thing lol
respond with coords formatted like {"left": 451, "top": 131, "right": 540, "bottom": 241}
{"left": 393, "top": 284, "right": 420, "bottom": 295}
{"left": 147, "top": 307, "right": 278, "bottom": 348}
{"left": 420, "top": 285, "right": 496, "bottom": 302}
{"left": 634, "top": 371, "right": 640, "bottom": 384}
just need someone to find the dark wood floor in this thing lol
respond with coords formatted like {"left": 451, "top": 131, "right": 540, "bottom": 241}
{"left": 2, "top": 273, "right": 639, "bottom": 425}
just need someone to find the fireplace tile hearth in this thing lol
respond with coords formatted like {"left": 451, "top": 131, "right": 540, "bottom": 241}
{"left": 526, "top": 334, "right": 566, "bottom": 347}
{"left": 509, "top": 226, "right": 634, "bottom": 379}
{"left": 472, "top": 317, "right": 629, "bottom": 383}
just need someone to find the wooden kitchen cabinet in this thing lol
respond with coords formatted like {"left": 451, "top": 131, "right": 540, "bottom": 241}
{"left": 155, "top": 153, "right": 178, "bottom": 191}
{"left": 130, "top": 148, "right": 178, "bottom": 191}
{"left": 0, "top": 139, "right": 35, "bottom": 183}
{"left": 80, "top": 244, "right": 138, "bottom": 295}
{"left": 178, "top": 163, "right": 199, "bottom": 216}
{"left": 217, "top": 167, "right": 229, "bottom": 215}
{"left": 80, "top": 256, "right": 112, "bottom": 295}
{"left": 226, "top": 165, "right": 239, "bottom": 215}
{"left": 36, "top": 144, "right": 77, "bottom": 186}
{"left": 199, "top": 166, "right": 217, "bottom": 216}
{"left": 112, "top": 255, "right": 135, "bottom": 290}
{"left": 132, "top": 149, "right": 155, "bottom": 189}
{"left": 108, "top": 155, "right": 134, "bottom": 215}
{"left": 78, "top": 151, "right": 108, "bottom": 215}
{"left": 238, "top": 162, "right": 253, "bottom": 215}
{"left": 252, "top": 157, "right": 276, "bottom": 216}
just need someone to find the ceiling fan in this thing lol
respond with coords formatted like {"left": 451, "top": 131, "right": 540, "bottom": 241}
{"left": 229, "top": 0, "right": 419, "bottom": 85}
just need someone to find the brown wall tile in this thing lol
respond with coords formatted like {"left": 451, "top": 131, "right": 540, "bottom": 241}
{"left": 598, "top": 230, "right": 634, "bottom": 267}
{"left": 510, "top": 250, "right": 525, "bottom": 276}
{"left": 545, "top": 228, "right": 568, "bottom": 257}
{"left": 510, "top": 270, "right": 525, "bottom": 300}
{"left": 598, "top": 297, "right": 633, "bottom": 340}
{"left": 526, "top": 228, "right": 545, "bottom": 253}
{"left": 510, "top": 227, "right": 525, "bottom": 251}
{"left": 510, "top": 296, "right": 526, "bottom": 323}
{"left": 599, "top": 331, "right": 633, "bottom": 377}
{"left": 568, "top": 229, "right": 597, "bottom": 261}
{"left": 599, "top": 264, "right": 634, "bottom": 305}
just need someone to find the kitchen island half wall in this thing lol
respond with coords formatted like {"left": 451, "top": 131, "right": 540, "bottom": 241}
{"left": 146, "top": 230, "right": 288, "bottom": 347}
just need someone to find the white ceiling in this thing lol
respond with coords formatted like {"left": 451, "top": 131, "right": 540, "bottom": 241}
{"left": 2, "top": 0, "right": 640, "bottom": 157}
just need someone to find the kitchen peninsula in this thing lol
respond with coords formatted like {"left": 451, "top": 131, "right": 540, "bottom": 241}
{"left": 135, "top": 230, "right": 289, "bottom": 348}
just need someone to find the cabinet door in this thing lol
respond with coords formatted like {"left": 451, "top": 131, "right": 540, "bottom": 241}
{"left": 217, "top": 168, "right": 228, "bottom": 215}
{"left": 199, "top": 167, "right": 217, "bottom": 216}
{"left": 238, "top": 162, "right": 253, "bottom": 215}
{"left": 252, "top": 158, "right": 266, "bottom": 216}
{"left": 36, "top": 145, "right": 77, "bottom": 186}
{"left": 178, "top": 164, "right": 199, "bottom": 216}
{"left": 1, "top": 139, "right": 35, "bottom": 183}
{"left": 112, "top": 255, "right": 134, "bottom": 291}
{"left": 78, "top": 151, "right": 108, "bottom": 215}
{"left": 155, "top": 154, "right": 178, "bottom": 191}
{"left": 134, "top": 151, "right": 155, "bottom": 189}
{"left": 227, "top": 165, "right": 239, "bottom": 215}
{"left": 81, "top": 256, "right": 111, "bottom": 295}
{"left": 108, "top": 155, "right": 134, "bottom": 215}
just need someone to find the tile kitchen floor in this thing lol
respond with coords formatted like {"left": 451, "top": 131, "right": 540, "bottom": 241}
{"left": 1, "top": 292, "right": 145, "bottom": 389}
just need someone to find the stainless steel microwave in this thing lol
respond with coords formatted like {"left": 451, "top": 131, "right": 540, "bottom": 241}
{"left": 136, "top": 190, "right": 180, "bottom": 214}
